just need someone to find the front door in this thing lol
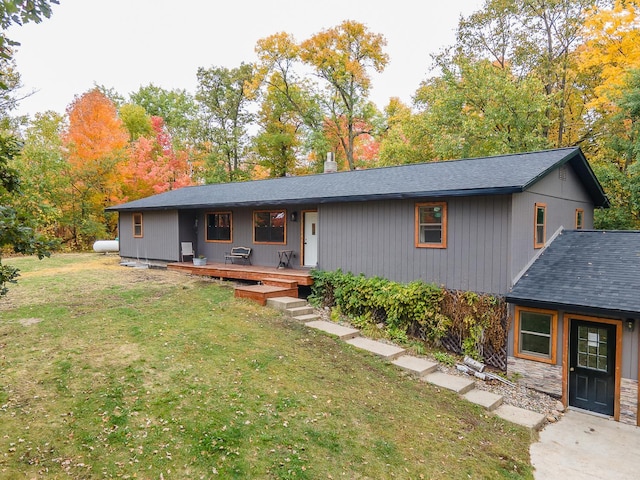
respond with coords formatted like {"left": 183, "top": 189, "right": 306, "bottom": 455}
{"left": 569, "top": 320, "right": 616, "bottom": 416}
{"left": 303, "top": 211, "right": 318, "bottom": 267}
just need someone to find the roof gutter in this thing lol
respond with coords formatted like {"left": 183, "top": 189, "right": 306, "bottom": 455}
{"left": 106, "top": 186, "right": 521, "bottom": 212}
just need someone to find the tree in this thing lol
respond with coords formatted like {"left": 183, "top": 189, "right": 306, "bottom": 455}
{"left": 299, "top": 21, "right": 388, "bottom": 170}
{"left": 455, "top": 0, "right": 597, "bottom": 147}
{"left": 253, "top": 32, "right": 325, "bottom": 175}
{"left": 195, "top": 64, "right": 255, "bottom": 182}
{"left": 118, "top": 116, "right": 194, "bottom": 201}
{"left": 377, "top": 98, "right": 434, "bottom": 166}
{"left": 592, "top": 68, "right": 640, "bottom": 229}
{"left": 0, "top": 132, "right": 54, "bottom": 296}
{"left": 129, "top": 84, "right": 197, "bottom": 148}
{"left": 119, "top": 103, "right": 153, "bottom": 141}
{"left": 10, "top": 111, "right": 68, "bottom": 239}
{"left": 578, "top": 0, "right": 640, "bottom": 113}
{"left": 63, "top": 89, "right": 129, "bottom": 246}
{"left": 415, "top": 55, "right": 550, "bottom": 159}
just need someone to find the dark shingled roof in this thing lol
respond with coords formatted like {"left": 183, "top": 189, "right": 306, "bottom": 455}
{"left": 507, "top": 230, "right": 640, "bottom": 317}
{"left": 107, "top": 147, "right": 608, "bottom": 211}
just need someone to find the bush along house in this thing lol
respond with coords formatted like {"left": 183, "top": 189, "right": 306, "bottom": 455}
{"left": 108, "top": 147, "right": 640, "bottom": 424}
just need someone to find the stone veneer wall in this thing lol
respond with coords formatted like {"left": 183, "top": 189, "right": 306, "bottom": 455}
{"left": 507, "top": 356, "right": 562, "bottom": 397}
{"left": 620, "top": 378, "right": 638, "bottom": 426}
{"left": 509, "top": 356, "right": 639, "bottom": 425}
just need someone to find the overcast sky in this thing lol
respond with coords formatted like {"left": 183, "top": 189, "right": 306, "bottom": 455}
{"left": 8, "top": 0, "right": 484, "bottom": 118}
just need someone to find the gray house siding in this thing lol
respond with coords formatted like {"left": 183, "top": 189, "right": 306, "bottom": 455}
{"left": 119, "top": 210, "right": 180, "bottom": 261}
{"left": 192, "top": 204, "right": 316, "bottom": 268}
{"left": 510, "top": 164, "right": 594, "bottom": 285}
{"left": 317, "top": 196, "right": 512, "bottom": 294}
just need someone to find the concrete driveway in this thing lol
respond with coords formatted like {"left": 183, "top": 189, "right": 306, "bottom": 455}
{"left": 530, "top": 409, "right": 640, "bottom": 479}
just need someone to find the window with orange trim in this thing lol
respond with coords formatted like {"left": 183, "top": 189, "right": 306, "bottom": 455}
{"left": 514, "top": 306, "right": 558, "bottom": 364}
{"left": 254, "top": 210, "right": 286, "bottom": 244}
{"left": 575, "top": 209, "right": 584, "bottom": 230}
{"left": 534, "top": 203, "right": 546, "bottom": 248}
{"left": 415, "top": 202, "right": 447, "bottom": 248}
{"left": 133, "top": 213, "right": 143, "bottom": 238}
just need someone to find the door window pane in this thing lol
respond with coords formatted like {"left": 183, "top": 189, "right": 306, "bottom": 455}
{"left": 576, "top": 325, "right": 608, "bottom": 372}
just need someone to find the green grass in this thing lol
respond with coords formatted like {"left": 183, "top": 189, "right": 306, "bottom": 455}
{"left": 0, "top": 253, "right": 534, "bottom": 479}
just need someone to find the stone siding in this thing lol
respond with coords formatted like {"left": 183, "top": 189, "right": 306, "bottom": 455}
{"left": 620, "top": 378, "right": 638, "bottom": 426}
{"left": 509, "top": 357, "right": 638, "bottom": 425}
{"left": 507, "top": 356, "right": 562, "bottom": 397}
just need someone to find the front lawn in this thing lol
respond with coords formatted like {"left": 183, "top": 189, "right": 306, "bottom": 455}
{"left": 0, "top": 253, "right": 533, "bottom": 479}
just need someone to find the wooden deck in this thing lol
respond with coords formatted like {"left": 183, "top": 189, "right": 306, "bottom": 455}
{"left": 167, "top": 261, "right": 313, "bottom": 285}
{"left": 167, "top": 261, "right": 313, "bottom": 305}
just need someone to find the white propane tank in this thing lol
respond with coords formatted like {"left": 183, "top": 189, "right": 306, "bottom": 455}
{"left": 93, "top": 240, "right": 119, "bottom": 253}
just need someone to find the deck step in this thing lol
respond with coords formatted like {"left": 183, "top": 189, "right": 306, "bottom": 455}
{"left": 306, "top": 320, "right": 360, "bottom": 340}
{"left": 234, "top": 285, "right": 298, "bottom": 306}
{"left": 266, "top": 296, "right": 307, "bottom": 311}
{"left": 391, "top": 355, "right": 438, "bottom": 378}
{"left": 262, "top": 278, "right": 299, "bottom": 288}
{"left": 345, "top": 337, "right": 405, "bottom": 360}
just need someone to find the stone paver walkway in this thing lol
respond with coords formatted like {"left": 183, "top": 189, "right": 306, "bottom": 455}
{"left": 267, "top": 297, "right": 547, "bottom": 431}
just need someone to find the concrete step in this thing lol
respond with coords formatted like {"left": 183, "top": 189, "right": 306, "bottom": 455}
{"left": 286, "top": 305, "right": 314, "bottom": 317}
{"left": 463, "top": 389, "right": 503, "bottom": 411}
{"left": 391, "top": 355, "right": 438, "bottom": 378}
{"left": 305, "top": 320, "right": 360, "bottom": 340}
{"left": 493, "top": 404, "right": 546, "bottom": 431}
{"left": 345, "top": 337, "right": 405, "bottom": 360}
{"left": 422, "top": 371, "right": 475, "bottom": 394}
{"left": 293, "top": 313, "right": 320, "bottom": 322}
{"left": 266, "top": 296, "right": 307, "bottom": 311}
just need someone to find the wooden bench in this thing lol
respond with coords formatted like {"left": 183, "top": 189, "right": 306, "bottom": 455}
{"left": 224, "top": 246, "right": 252, "bottom": 265}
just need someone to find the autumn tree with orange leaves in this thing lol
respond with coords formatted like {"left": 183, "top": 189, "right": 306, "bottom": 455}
{"left": 63, "top": 89, "right": 129, "bottom": 246}
{"left": 118, "top": 116, "right": 194, "bottom": 201}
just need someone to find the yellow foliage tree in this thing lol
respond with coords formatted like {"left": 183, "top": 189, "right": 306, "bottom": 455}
{"left": 579, "top": 0, "right": 640, "bottom": 112}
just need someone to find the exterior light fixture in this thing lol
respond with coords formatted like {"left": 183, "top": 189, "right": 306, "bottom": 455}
{"left": 290, "top": 211, "right": 298, "bottom": 222}
{"left": 627, "top": 318, "right": 635, "bottom": 331}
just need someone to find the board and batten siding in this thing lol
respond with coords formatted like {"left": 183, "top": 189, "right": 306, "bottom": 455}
{"left": 317, "top": 196, "right": 511, "bottom": 295}
{"left": 194, "top": 205, "right": 315, "bottom": 268}
{"left": 119, "top": 210, "right": 180, "bottom": 261}
{"left": 510, "top": 163, "right": 595, "bottom": 285}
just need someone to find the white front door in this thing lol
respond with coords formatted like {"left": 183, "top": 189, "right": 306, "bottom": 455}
{"left": 303, "top": 211, "right": 318, "bottom": 267}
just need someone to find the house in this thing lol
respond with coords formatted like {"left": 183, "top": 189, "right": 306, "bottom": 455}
{"left": 109, "top": 147, "right": 640, "bottom": 423}
{"left": 107, "top": 147, "right": 605, "bottom": 295}
{"left": 507, "top": 230, "right": 640, "bottom": 425}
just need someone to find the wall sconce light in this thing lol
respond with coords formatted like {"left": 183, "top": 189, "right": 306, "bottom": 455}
{"left": 627, "top": 318, "right": 635, "bottom": 331}
{"left": 290, "top": 211, "right": 298, "bottom": 222}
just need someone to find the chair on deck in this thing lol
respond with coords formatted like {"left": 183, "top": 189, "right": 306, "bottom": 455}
{"left": 181, "top": 242, "right": 194, "bottom": 262}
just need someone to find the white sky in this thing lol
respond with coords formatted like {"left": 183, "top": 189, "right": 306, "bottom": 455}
{"left": 8, "top": 0, "right": 484, "bottom": 118}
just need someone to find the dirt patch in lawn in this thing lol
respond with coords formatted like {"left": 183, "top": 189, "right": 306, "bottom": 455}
{"left": 18, "top": 318, "right": 43, "bottom": 326}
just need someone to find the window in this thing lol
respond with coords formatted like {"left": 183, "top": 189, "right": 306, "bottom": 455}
{"left": 206, "top": 212, "right": 232, "bottom": 242}
{"left": 133, "top": 213, "right": 143, "bottom": 238}
{"left": 254, "top": 210, "right": 286, "bottom": 244}
{"left": 514, "top": 306, "right": 558, "bottom": 364}
{"left": 575, "top": 209, "right": 584, "bottom": 230}
{"left": 534, "top": 203, "right": 546, "bottom": 248}
{"left": 415, "top": 202, "right": 447, "bottom": 248}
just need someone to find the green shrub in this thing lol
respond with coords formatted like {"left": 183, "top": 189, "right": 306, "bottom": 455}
{"left": 310, "top": 269, "right": 509, "bottom": 364}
